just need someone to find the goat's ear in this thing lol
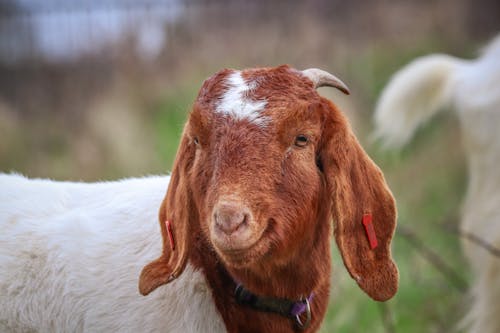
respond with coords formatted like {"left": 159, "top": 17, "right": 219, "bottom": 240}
{"left": 139, "top": 129, "right": 193, "bottom": 296}
{"left": 318, "top": 100, "right": 399, "bottom": 301}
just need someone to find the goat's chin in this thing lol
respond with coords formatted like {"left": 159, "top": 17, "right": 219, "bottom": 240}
{"left": 211, "top": 231, "right": 271, "bottom": 269}
{"left": 214, "top": 238, "right": 271, "bottom": 269}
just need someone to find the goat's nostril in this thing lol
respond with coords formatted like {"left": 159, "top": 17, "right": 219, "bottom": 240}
{"left": 214, "top": 204, "right": 249, "bottom": 235}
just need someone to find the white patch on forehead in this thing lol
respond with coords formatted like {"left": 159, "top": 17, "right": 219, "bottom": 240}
{"left": 216, "top": 71, "right": 268, "bottom": 125}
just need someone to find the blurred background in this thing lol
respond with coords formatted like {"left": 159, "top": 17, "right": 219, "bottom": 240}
{"left": 1, "top": 0, "right": 499, "bottom": 332}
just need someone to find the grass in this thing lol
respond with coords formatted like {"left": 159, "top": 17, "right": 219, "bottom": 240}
{"left": 150, "top": 83, "right": 199, "bottom": 170}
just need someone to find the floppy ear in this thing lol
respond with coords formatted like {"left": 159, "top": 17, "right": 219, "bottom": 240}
{"left": 319, "top": 100, "right": 399, "bottom": 301}
{"left": 139, "top": 128, "right": 194, "bottom": 296}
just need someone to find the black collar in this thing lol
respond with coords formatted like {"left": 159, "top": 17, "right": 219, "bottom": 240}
{"left": 234, "top": 283, "right": 313, "bottom": 330}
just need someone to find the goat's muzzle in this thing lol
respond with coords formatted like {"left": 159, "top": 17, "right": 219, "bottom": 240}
{"left": 214, "top": 202, "right": 250, "bottom": 236}
{"left": 210, "top": 198, "right": 267, "bottom": 265}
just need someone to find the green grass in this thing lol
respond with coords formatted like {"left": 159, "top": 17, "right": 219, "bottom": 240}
{"left": 150, "top": 83, "right": 199, "bottom": 170}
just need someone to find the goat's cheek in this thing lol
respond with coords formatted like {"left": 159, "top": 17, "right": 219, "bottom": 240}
{"left": 289, "top": 161, "right": 320, "bottom": 225}
{"left": 285, "top": 153, "right": 320, "bottom": 202}
{"left": 191, "top": 155, "right": 214, "bottom": 234}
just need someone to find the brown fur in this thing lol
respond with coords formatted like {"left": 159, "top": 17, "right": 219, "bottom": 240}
{"left": 139, "top": 65, "right": 398, "bottom": 332}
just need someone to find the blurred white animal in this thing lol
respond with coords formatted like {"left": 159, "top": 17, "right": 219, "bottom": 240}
{"left": 374, "top": 35, "right": 500, "bottom": 333}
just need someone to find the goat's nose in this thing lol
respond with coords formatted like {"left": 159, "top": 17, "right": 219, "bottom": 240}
{"left": 214, "top": 202, "right": 249, "bottom": 235}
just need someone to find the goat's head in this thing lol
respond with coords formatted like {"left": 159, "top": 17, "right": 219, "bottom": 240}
{"left": 139, "top": 65, "right": 398, "bottom": 302}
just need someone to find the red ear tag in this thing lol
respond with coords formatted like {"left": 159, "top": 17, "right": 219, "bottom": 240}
{"left": 165, "top": 220, "right": 175, "bottom": 251}
{"left": 362, "top": 214, "right": 378, "bottom": 249}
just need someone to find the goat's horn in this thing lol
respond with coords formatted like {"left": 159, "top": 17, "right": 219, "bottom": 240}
{"left": 301, "top": 68, "right": 350, "bottom": 95}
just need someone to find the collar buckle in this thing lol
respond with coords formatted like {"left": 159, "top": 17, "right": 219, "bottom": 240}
{"left": 234, "top": 283, "right": 313, "bottom": 330}
{"left": 293, "top": 297, "right": 311, "bottom": 330}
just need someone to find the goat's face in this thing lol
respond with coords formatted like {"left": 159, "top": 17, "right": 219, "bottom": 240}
{"left": 188, "top": 67, "right": 325, "bottom": 268}
{"left": 140, "top": 65, "right": 399, "bottom": 303}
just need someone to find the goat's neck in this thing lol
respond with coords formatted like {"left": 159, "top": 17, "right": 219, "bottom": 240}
{"left": 189, "top": 211, "right": 332, "bottom": 332}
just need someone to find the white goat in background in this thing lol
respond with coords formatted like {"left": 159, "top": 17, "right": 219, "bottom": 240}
{"left": 374, "top": 34, "right": 500, "bottom": 333}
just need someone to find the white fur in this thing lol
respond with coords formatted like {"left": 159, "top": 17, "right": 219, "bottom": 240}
{"left": 374, "top": 35, "right": 500, "bottom": 333}
{"left": 216, "top": 71, "right": 268, "bottom": 125}
{"left": 0, "top": 174, "right": 226, "bottom": 333}
{"left": 373, "top": 54, "right": 467, "bottom": 147}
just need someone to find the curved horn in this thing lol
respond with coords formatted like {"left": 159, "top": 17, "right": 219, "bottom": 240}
{"left": 302, "top": 68, "right": 350, "bottom": 95}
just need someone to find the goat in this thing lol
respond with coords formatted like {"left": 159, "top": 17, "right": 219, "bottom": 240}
{"left": 0, "top": 65, "right": 399, "bottom": 333}
{"left": 374, "top": 35, "right": 500, "bottom": 333}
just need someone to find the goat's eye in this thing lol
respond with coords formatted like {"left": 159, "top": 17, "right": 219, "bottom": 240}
{"left": 193, "top": 137, "right": 200, "bottom": 146}
{"left": 294, "top": 135, "right": 309, "bottom": 147}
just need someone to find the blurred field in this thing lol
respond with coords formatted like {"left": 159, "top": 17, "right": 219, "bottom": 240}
{"left": 1, "top": 0, "right": 499, "bottom": 332}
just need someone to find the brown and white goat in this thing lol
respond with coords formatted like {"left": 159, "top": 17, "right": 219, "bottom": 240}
{"left": 139, "top": 65, "right": 399, "bottom": 332}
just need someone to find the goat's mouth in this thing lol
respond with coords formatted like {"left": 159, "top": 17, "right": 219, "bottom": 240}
{"left": 217, "top": 237, "right": 271, "bottom": 268}
{"left": 210, "top": 219, "right": 272, "bottom": 268}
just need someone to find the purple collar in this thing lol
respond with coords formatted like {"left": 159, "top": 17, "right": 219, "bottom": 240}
{"left": 234, "top": 283, "right": 314, "bottom": 330}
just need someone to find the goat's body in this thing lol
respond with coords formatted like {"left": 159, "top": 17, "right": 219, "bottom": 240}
{"left": 375, "top": 35, "right": 500, "bottom": 333}
{"left": 0, "top": 174, "right": 225, "bottom": 333}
